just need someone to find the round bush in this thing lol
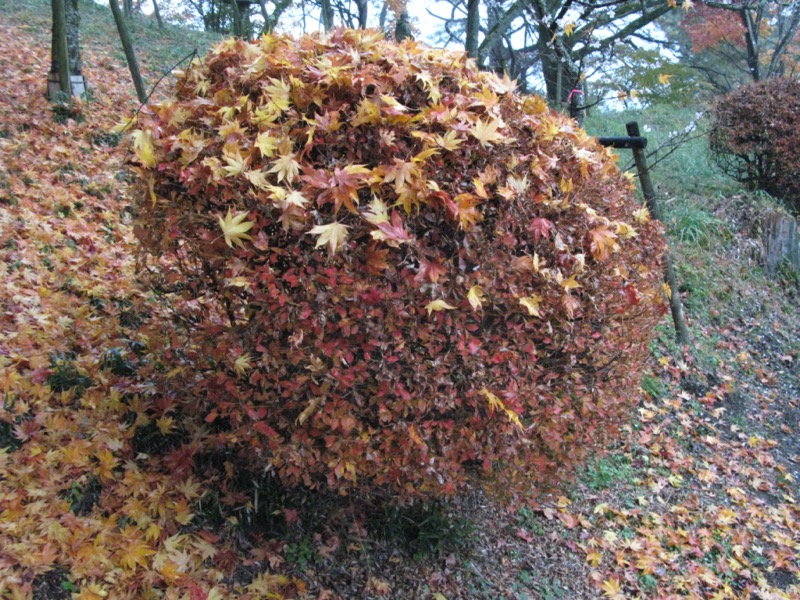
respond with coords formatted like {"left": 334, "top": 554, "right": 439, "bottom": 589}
{"left": 709, "top": 78, "right": 800, "bottom": 212}
{"left": 131, "top": 31, "right": 666, "bottom": 497}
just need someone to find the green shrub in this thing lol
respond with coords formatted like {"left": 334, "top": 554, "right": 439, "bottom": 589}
{"left": 709, "top": 78, "right": 800, "bottom": 213}
{"left": 131, "top": 31, "right": 666, "bottom": 499}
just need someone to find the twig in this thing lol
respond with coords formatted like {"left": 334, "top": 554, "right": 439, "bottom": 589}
{"left": 118, "top": 48, "right": 198, "bottom": 134}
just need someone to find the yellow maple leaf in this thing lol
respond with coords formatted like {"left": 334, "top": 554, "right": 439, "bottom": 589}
{"left": 470, "top": 118, "right": 505, "bottom": 147}
{"left": 434, "top": 130, "right": 464, "bottom": 151}
{"left": 132, "top": 129, "right": 156, "bottom": 168}
{"left": 480, "top": 388, "right": 523, "bottom": 430}
{"left": 519, "top": 295, "right": 543, "bottom": 317}
{"left": 363, "top": 196, "right": 390, "bottom": 225}
{"left": 218, "top": 209, "right": 254, "bottom": 248}
{"left": 263, "top": 77, "right": 291, "bottom": 112}
{"left": 563, "top": 22, "right": 576, "bottom": 36}
{"left": 425, "top": 299, "right": 456, "bottom": 315}
{"left": 76, "top": 583, "right": 109, "bottom": 600}
{"left": 632, "top": 206, "right": 651, "bottom": 224}
{"left": 658, "top": 73, "right": 673, "bottom": 85}
{"left": 309, "top": 222, "right": 349, "bottom": 255}
{"left": 268, "top": 152, "right": 300, "bottom": 184}
{"left": 481, "top": 387, "right": 504, "bottom": 413}
{"left": 244, "top": 171, "right": 270, "bottom": 190}
{"left": 380, "top": 94, "right": 408, "bottom": 112}
{"left": 586, "top": 549, "right": 603, "bottom": 566}
{"left": 156, "top": 415, "right": 175, "bottom": 435}
{"left": 614, "top": 221, "right": 638, "bottom": 238}
{"left": 110, "top": 116, "right": 136, "bottom": 133}
{"left": 255, "top": 132, "right": 280, "bottom": 157}
{"left": 467, "top": 285, "right": 486, "bottom": 311}
{"left": 222, "top": 151, "right": 247, "bottom": 177}
{"left": 601, "top": 576, "right": 623, "bottom": 598}
{"left": 234, "top": 353, "right": 252, "bottom": 377}
{"left": 118, "top": 529, "right": 156, "bottom": 571}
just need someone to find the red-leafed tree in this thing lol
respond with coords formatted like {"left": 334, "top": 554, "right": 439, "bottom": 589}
{"left": 681, "top": 0, "right": 800, "bottom": 91}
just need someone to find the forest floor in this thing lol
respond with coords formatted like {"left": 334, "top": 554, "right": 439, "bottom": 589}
{"left": 1, "top": 1, "right": 799, "bottom": 598}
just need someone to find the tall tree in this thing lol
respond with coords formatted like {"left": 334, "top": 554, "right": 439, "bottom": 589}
{"left": 429, "top": 0, "right": 674, "bottom": 109}
{"left": 50, "top": 0, "right": 72, "bottom": 98}
{"left": 257, "top": 0, "right": 292, "bottom": 32}
{"left": 681, "top": 0, "right": 800, "bottom": 91}
{"left": 109, "top": 0, "right": 148, "bottom": 103}
{"left": 49, "top": 0, "right": 84, "bottom": 100}
{"left": 152, "top": 0, "right": 165, "bottom": 29}
{"left": 320, "top": 0, "right": 335, "bottom": 30}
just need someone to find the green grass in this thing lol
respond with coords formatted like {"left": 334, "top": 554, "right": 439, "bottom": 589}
{"left": 579, "top": 454, "right": 634, "bottom": 491}
{"left": 661, "top": 195, "right": 729, "bottom": 248}
{"left": 640, "top": 373, "right": 667, "bottom": 400}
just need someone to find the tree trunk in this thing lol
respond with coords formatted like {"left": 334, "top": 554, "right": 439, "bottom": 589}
{"left": 123, "top": 0, "right": 133, "bottom": 18}
{"left": 230, "top": 0, "right": 243, "bottom": 36}
{"left": 320, "top": 0, "right": 334, "bottom": 31}
{"left": 379, "top": 0, "right": 388, "bottom": 29}
{"left": 50, "top": 0, "right": 72, "bottom": 99}
{"left": 65, "top": 0, "right": 82, "bottom": 75}
{"left": 355, "top": 0, "right": 367, "bottom": 28}
{"left": 485, "top": 6, "right": 505, "bottom": 73}
{"left": 258, "top": 0, "right": 270, "bottom": 32}
{"left": 760, "top": 211, "right": 800, "bottom": 278}
{"left": 152, "top": 0, "right": 164, "bottom": 29}
{"left": 465, "top": 0, "right": 480, "bottom": 59}
{"left": 740, "top": 8, "right": 760, "bottom": 81}
{"left": 109, "top": 0, "right": 148, "bottom": 104}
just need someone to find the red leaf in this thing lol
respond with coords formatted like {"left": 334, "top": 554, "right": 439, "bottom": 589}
{"left": 415, "top": 258, "right": 447, "bottom": 283}
{"left": 529, "top": 217, "right": 553, "bottom": 241}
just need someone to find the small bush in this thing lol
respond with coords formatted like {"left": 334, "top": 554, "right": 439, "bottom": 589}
{"left": 709, "top": 78, "right": 800, "bottom": 213}
{"left": 131, "top": 31, "right": 666, "bottom": 498}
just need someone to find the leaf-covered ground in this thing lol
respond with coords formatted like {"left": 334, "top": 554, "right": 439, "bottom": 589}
{"left": 1, "top": 2, "right": 800, "bottom": 598}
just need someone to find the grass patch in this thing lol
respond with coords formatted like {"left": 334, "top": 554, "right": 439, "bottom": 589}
{"left": 661, "top": 195, "right": 729, "bottom": 248}
{"left": 580, "top": 454, "right": 634, "bottom": 491}
{"left": 641, "top": 373, "right": 667, "bottom": 400}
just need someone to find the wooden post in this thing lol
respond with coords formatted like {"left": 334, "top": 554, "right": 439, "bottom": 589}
{"left": 625, "top": 122, "right": 691, "bottom": 347}
{"left": 761, "top": 210, "right": 800, "bottom": 278}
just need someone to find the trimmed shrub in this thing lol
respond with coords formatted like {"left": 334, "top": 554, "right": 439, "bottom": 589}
{"left": 131, "top": 31, "right": 666, "bottom": 498}
{"left": 709, "top": 78, "right": 800, "bottom": 212}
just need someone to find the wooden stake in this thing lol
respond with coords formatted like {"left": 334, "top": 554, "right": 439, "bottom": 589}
{"left": 626, "top": 121, "right": 691, "bottom": 347}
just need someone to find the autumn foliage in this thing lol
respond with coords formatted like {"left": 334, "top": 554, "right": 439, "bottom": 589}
{"left": 709, "top": 78, "right": 800, "bottom": 212}
{"left": 681, "top": 3, "right": 744, "bottom": 54}
{"left": 131, "top": 30, "right": 666, "bottom": 498}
